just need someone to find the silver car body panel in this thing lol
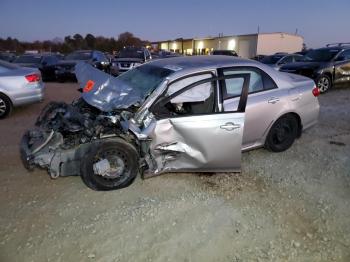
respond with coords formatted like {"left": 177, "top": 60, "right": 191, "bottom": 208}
{"left": 147, "top": 112, "right": 245, "bottom": 174}
{"left": 0, "top": 63, "right": 44, "bottom": 107}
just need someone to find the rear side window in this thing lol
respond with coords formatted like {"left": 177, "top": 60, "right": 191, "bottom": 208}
{"left": 221, "top": 67, "right": 277, "bottom": 99}
{"left": 0, "top": 65, "right": 9, "bottom": 73}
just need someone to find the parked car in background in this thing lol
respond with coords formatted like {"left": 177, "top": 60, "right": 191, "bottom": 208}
{"left": 21, "top": 56, "right": 319, "bottom": 190}
{"left": 251, "top": 55, "right": 266, "bottom": 62}
{"left": 55, "top": 50, "right": 110, "bottom": 82}
{"left": 0, "top": 60, "right": 44, "bottom": 119}
{"left": 151, "top": 50, "right": 182, "bottom": 60}
{"left": 260, "top": 53, "right": 303, "bottom": 70}
{"left": 210, "top": 50, "right": 238, "bottom": 56}
{"left": 280, "top": 44, "right": 350, "bottom": 92}
{"left": 110, "top": 47, "right": 152, "bottom": 76}
{"left": 13, "top": 53, "right": 62, "bottom": 81}
{"left": 0, "top": 52, "right": 16, "bottom": 62}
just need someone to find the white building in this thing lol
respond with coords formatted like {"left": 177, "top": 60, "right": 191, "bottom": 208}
{"left": 152, "top": 32, "right": 304, "bottom": 58}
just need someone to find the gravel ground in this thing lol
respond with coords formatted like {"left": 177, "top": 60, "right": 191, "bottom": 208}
{"left": 0, "top": 83, "right": 349, "bottom": 262}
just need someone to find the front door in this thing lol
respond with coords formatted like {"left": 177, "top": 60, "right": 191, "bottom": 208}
{"left": 148, "top": 72, "right": 250, "bottom": 174}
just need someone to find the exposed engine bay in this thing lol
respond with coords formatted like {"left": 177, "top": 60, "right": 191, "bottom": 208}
{"left": 21, "top": 98, "right": 138, "bottom": 179}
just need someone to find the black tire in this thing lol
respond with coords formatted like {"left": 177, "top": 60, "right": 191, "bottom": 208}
{"left": 316, "top": 74, "right": 332, "bottom": 93}
{"left": 265, "top": 115, "right": 298, "bottom": 152}
{"left": 80, "top": 139, "right": 139, "bottom": 191}
{"left": 0, "top": 93, "right": 12, "bottom": 119}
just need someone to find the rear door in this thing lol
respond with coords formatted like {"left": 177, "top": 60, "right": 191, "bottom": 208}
{"left": 218, "top": 66, "right": 281, "bottom": 149}
{"left": 148, "top": 72, "right": 250, "bottom": 174}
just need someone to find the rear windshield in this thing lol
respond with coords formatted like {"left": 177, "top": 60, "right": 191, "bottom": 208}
{"left": 261, "top": 55, "right": 283, "bottom": 64}
{"left": 65, "top": 51, "right": 92, "bottom": 60}
{"left": 117, "top": 49, "right": 144, "bottom": 59}
{"left": 0, "top": 60, "right": 19, "bottom": 73}
{"left": 14, "top": 55, "right": 41, "bottom": 64}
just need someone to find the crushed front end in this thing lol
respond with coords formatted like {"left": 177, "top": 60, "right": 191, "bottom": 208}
{"left": 20, "top": 98, "right": 136, "bottom": 179}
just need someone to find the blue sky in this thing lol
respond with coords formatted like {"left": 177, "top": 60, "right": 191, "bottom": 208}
{"left": 0, "top": 0, "right": 349, "bottom": 48}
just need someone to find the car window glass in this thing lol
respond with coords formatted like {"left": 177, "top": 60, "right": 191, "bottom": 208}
{"left": 163, "top": 80, "right": 215, "bottom": 116}
{"left": 339, "top": 50, "right": 350, "bottom": 60}
{"left": 167, "top": 74, "right": 212, "bottom": 96}
{"left": 224, "top": 69, "right": 263, "bottom": 95}
{"left": 294, "top": 55, "right": 303, "bottom": 62}
{"left": 280, "top": 56, "right": 293, "bottom": 64}
{"left": 0, "top": 65, "right": 9, "bottom": 73}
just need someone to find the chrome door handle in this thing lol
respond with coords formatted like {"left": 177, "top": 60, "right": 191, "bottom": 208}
{"left": 220, "top": 122, "right": 241, "bottom": 131}
{"left": 268, "top": 97, "right": 280, "bottom": 104}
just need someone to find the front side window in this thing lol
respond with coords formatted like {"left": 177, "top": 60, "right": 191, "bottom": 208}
{"left": 155, "top": 73, "right": 215, "bottom": 117}
{"left": 337, "top": 50, "right": 350, "bottom": 61}
{"left": 280, "top": 56, "right": 293, "bottom": 64}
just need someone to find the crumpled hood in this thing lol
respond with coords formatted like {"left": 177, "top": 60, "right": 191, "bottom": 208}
{"left": 280, "top": 61, "right": 324, "bottom": 71}
{"left": 75, "top": 62, "right": 143, "bottom": 112}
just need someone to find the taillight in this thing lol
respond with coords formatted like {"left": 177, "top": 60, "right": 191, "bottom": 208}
{"left": 312, "top": 86, "right": 320, "bottom": 97}
{"left": 25, "top": 73, "right": 41, "bottom": 82}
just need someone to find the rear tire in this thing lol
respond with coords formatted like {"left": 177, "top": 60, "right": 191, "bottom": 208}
{"left": 316, "top": 74, "right": 332, "bottom": 93}
{"left": 265, "top": 115, "right": 298, "bottom": 152}
{"left": 0, "top": 94, "right": 12, "bottom": 119}
{"left": 80, "top": 139, "right": 139, "bottom": 191}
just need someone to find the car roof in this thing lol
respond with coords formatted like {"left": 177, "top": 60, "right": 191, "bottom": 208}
{"left": 147, "top": 55, "right": 307, "bottom": 88}
{"left": 149, "top": 55, "right": 249, "bottom": 71}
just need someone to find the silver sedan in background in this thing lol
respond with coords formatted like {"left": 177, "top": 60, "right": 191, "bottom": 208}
{"left": 0, "top": 60, "right": 44, "bottom": 118}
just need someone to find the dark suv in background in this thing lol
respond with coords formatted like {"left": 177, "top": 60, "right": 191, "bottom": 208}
{"left": 110, "top": 47, "right": 152, "bottom": 76}
{"left": 55, "top": 50, "right": 110, "bottom": 82}
{"left": 13, "top": 53, "right": 62, "bottom": 81}
{"left": 280, "top": 43, "right": 350, "bottom": 92}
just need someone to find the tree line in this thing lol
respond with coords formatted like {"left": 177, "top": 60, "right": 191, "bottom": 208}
{"left": 0, "top": 32, "right": 150, "bottom": 54}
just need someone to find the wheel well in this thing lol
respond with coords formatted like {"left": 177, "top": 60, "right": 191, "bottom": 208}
{"left": 280, "top": 112, "right": 302, "bottom": 138}
{"left": 321, "top": 72, "right": 333, "bottom": 83}
{"left": 0, "top": 92, "right": 13, "bottom": 106}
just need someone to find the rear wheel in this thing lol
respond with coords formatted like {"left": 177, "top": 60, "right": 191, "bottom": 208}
{"left": 80, "top": 139, "right": 139, "bottom": 191}
{"left": 265, "top": 115, "right": 298, "bottom": 152}
{"left": 0, "top": 94, "right": 12, "bottom": 119}
{"left": 316, "top": 75, "right": 332, "bottom": 93}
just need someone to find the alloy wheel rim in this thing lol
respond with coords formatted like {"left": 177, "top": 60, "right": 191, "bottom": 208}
{"left": 318, "top": 77, "right": 329, "bottom": 92}
{"left": 0, "top": 98, "right": 6, "bottom": 116}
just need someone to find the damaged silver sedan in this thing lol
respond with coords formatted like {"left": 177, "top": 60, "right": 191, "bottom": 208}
{"left": 20, "top": 56, "right": 320, "bottom": 191}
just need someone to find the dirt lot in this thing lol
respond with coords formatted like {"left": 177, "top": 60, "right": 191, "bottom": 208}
{"left": 0, "top": 83, "right": 349, "bottom": 262}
